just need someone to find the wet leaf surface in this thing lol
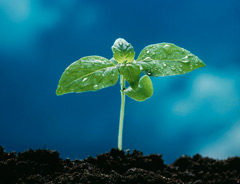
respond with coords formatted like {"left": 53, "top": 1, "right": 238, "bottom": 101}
{"left": 136, "top": 43, "right": 205, "bottom": 77}
{"left": 112, "top": 38, "right": 135, "bottom": 63}
{"left": 56, "top": 56, "right": 119, "bottom": 95}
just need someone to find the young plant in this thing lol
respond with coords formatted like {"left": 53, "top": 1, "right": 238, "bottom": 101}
{"left": 56, "top": 38, "right": 205, "bottom": 150}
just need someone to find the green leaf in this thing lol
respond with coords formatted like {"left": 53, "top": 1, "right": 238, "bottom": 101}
{"left": 56, "top": 56, "right": 119, "bottom": 95}
{"left": 119, "top": 63, "right": 141, "bottom": 90}
{"left": 110, "top": 57, "right": 118, "bottom": 65}
{"left": 124, "top": 75, "right": 153, "bottom": 101}
{"left": 112, "top": 38, "right": 135, "bottom": 63}
{"left": 136, "top": 43, "right": 205, "bottom": 77}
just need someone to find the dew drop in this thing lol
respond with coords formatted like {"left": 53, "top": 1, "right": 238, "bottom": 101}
{"left": 119, "top": 42, "right": 123, "bottom": 46}
{"left": 182, "top": 55, "right": 188, "bottom": 59}
{"left": 163, "top": 44, "right": 170, "bottom": 48}
{"left": 171, "top": 66, "right": 176, "bottom": 71}
{"left": 146, "top": 50, "right": 150, "bottom": 54}
{"left": 163, "top": 63, "right": 167, "bottom": 67}
{"left": 147, "top": 69, "right": 152, "bottom": 76}
{"left": 94, "top": 84, "right": 98, "bottom": 88}
{"left": 181, "top": 60, "right": 189, "bottom": 63}
{"left": 180, "top": 64, "right": 183, "bottom": 67}
{"left": 144, "top": 57, "right": 151, "bottom": 60}
{"left": 82, "top": 78, "right": 87, "bottom": 82}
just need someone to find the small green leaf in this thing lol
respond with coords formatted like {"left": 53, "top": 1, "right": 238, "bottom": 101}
{"left": 56, "top": 56, "right": 119, "bottom": 95}
{"left": 119, "top": 63, "right": 141, "bottom": 90}
{"left": 136, "top": 43, "right": 205, "bottom": 77}
{"left": 124, "top": 75, "right": 153, "bottom": 101}
{"left": 112, "top": 38, "right": 135, "bottom": 63}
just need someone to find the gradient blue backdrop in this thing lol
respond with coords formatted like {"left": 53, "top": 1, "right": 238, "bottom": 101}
{"left": 0, "top": 0, "right": 240, "bottom": 163}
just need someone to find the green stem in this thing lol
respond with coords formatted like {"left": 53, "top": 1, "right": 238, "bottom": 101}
{"left": 118, "top": 75, "right": 125, "bottom": 150}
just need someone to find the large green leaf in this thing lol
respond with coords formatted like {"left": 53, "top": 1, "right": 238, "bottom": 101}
{"left": 124, "top": 75, "right": 153, "bottom": 101}
{"left": 112, "top": 38, "right": 135, "bottom": 63}
{"left": 56, "top": 56, "right": 119, "bottom": 95}
{"left": 119, "top": 63, "right": 141, "bottom": 90}
{"left": 136, "top": 43, "right": 205, "bottom": 77}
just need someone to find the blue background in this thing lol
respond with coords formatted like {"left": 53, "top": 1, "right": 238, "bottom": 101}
{"left": 0, "top": 0, "right": 240, "bottom": 163}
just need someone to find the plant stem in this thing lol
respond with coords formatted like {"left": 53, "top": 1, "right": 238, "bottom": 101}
{"left": 118, "top": 75, "right": 125, "bottom": 150}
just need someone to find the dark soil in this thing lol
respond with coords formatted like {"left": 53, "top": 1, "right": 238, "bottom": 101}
{"left": 0, "top": 146, "right": 240, "bottom": 184}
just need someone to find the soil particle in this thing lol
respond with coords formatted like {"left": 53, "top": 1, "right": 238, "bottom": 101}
{"left": 0, "top": 146, "right": 240, "bottom": 184}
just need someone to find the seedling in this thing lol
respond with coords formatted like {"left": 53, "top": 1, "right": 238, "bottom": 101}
{"left": 56, "top": 38, "right": 205, "bottom": 150}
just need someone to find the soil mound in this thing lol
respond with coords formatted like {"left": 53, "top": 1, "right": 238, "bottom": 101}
{"left": 0, "top": 146, "right": 239, "bottom": 183}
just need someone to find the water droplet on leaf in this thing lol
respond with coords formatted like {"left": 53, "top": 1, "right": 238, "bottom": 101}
{"left": 163, "top": 44, "right": 170, "bottom": 48}
{"left": 171, "top": 66, "right": 176, "bottom": 71}
{"left": 144, "top": 57, "right": 151, "bottom": 60}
